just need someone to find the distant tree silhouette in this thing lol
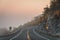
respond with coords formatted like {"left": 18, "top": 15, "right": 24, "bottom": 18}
{"left": 9, "top": 26, "right": 12, "bottom": 31}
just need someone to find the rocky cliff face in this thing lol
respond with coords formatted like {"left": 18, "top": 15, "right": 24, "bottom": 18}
{"left": 47, "top": 14, "right": 60, "bottom": 34}
{"left": 47, "top": 0, "right": 60, "bottom": 34}
{"left": 37, "top": 0, "right": 60, "bottom": 35}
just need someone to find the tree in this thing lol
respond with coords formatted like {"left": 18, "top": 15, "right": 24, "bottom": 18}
{"left": 9, "top": 26, "right": 12, "bottom": 31}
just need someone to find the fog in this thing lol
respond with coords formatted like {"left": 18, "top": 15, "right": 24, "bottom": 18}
{"left": 0, "top": 12, "right": 36, "bottom": 28}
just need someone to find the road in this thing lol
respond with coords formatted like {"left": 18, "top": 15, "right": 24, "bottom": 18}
{"left": 0, "top": 26, "right": 60, "bottom": 40}
{"left": 10, "top": 27, "right": 47, "bottom": 40}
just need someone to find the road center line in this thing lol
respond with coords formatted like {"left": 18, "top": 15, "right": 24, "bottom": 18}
{"left": 27, "top": 31, "right": 31, "bottom": 40}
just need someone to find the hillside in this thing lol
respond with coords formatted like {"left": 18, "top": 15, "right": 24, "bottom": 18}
{"left": 20, "top": 0, "right": 60, "bottom": 35}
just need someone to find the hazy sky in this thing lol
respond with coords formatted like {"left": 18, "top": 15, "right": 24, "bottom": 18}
{"left": 0, "top": 0, "right": 50, "bottom": 28}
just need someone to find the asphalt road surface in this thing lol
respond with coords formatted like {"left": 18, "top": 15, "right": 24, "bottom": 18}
{"left": 0, "top": 26, "right": 60, "bottom": 40}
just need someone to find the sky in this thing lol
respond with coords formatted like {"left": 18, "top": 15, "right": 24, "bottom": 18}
{"left": 0, "top": 0, "right": 50, "bottom": 28}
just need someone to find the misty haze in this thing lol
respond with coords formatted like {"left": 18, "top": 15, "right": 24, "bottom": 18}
{"left": 0, "top": 0, "right": 60, "bottom": 40}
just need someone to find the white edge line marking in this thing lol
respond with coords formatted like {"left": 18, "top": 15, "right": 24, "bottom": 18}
{"left": 9, "top": 29, "right": 23, "bottom": 40}
{"left": 33, "top": 29, "right": 50, "bottom": 40}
